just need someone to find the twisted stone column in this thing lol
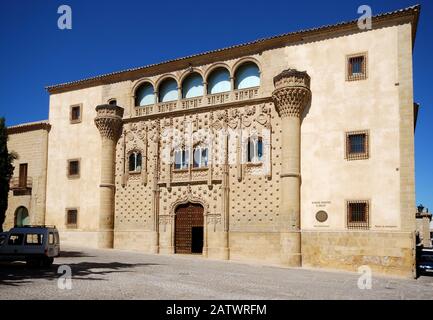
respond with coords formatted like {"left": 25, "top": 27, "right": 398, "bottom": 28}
{"left": 94, "top": 104, "right": 124, "bottom": 248}
{"left": 272, "top": 69, "right": 311, "bottom": 267}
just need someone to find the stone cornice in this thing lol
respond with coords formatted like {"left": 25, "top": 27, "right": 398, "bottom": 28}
{"left": 46, "top": 5, "right": 420, "bottom": 95}
{"left": 7, "top": 121, "right": 51, "bottom": 135}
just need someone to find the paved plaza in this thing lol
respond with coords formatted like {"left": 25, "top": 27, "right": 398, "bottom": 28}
{"left": 0, "top": 247, "right": 432, "bottom": 300}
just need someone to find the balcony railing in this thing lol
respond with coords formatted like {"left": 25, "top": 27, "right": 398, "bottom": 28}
{"left": 134, "top": 87, "right": 260, "bottom": 117}
{"left": 10, "top": 177, "right": 33, "bottom": 190}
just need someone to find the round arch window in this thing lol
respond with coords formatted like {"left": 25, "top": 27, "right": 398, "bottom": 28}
{"left": 207, "top": 67, "right": 230, "bottom": 94}
{"left": 135, "top": 82, "right": 155, "bottom": 106}
{"left": 158, "top": 78, "right": 178, "bottom": 102}
{"left": 182, "top": 73, "right": 204, "bottom": 99}
{"left": 234, "top": 62, "right": 260, "bottom": 89}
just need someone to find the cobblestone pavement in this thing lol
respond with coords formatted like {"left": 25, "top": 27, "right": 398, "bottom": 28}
{"left": 0, "top": 246, "right": 432, "bottom": 300}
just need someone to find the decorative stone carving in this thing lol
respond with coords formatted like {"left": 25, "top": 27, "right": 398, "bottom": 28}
{"left": 272, "top": 69, "right": 311, "bottom": 118}
{"left": 94, "top": 105, "right": 124, "bottom": 140}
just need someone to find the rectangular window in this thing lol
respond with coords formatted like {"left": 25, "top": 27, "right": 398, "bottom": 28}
{"left": 18, "top": 163, "right": 28, "bottom": 188}
{"left": 345, "top": 131, "right": 369, "bottom": 160}
{"left": 25, "top": 233, "right": 44, "bottom": 245}
{"left": 70, "top": 104, "right": 82, "bottom": 123}
{"left": 347, "top": 53, "right": 367, "bottom": 81}
{"left": 347, "top": 201, "right": 369, "bottom": 230}
{"left": 67, "top": 159, "right": 80, "bottom": 178}
{"left": 66, "top": 209, "right": 78, "bottom": 228}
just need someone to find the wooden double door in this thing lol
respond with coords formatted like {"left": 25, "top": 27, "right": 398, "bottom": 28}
{"left": 175, "top": 203, "right": 204, "bottom": 254}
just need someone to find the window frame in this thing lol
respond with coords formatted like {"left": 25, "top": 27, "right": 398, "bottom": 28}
{"left": 192, "top": 145, "right": 209, "bottom": 169}
{"left": 173, "top": 147, "right": 190, "bottom": 171}
{"left": 345, "top": 130, "right": 369, "bottom": 161}
{"left": 346, "top": 52, "right": 368, "bottom": 81}
{"left": 70, "top": 104, "right": 83, "bottom": 124}
{"left": 346, "top": 200, "right": 370, "bottom": 230}
{"left": 246, "top": 136, "right": 264, "bottom": 163}
{"left": 128, "top": 151, "right": 142, "bottom": 173}
{"left": 67, "top": 158, "right": 81, "bottom": 179}
{"left": 66, "top": 208, "right": 78, "bottom": 229}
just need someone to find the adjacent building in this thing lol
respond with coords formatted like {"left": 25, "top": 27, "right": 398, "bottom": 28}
{"left": 6, "top": 5, "right": 421, "bottom": 277}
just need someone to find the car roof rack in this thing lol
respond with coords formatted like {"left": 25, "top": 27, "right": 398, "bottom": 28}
{"left": 14, "top": 225, "right": 57, "bottom": 229}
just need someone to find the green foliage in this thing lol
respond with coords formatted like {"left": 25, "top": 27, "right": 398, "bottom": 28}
{"left": 0, "top": 118, "right": 16, "bottom": 232}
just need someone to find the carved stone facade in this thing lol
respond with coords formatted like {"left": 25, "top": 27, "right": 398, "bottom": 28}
{"left": 4, "top": 6, "right": 420, "bottom": 278}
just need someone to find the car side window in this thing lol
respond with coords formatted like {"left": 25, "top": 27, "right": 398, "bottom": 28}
{"left": 54, "top": 232, "right": 60, "bottom": 244}
{"left": 0, "top": 235, "right": 6, "bottom": 245}
{"left": 25, "top": 233, "right": 44, "bottom": 245}
{"left": 49, "top": 233, "right": 54, "bottom": 245}
{"left": 8, "top": 233, "right": 24, "bottom": 246}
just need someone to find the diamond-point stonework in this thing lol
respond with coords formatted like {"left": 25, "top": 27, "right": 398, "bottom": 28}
{"left": 94, "top": 104, "right": 124, "bottom": 141}
{"left": 272, "top": 69, "right": 311, "bottom": 118}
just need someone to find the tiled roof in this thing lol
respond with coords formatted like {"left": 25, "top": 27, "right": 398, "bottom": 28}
{"left": 7, "top": 120, "right": 51, "bottom": 134}
{"left": 45, "top": 5, "right": 420, "bottom": 93}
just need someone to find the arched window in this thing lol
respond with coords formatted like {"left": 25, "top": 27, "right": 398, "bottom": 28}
{"left": 247, "top": 136, "right": 263, "bottom": 163}
{"left": 182, "top": 73, "right": 204, "bottom": 98}
{"left": 193, "top": 145, "right": 209, "bottom": 168}
{"left": 158, "top": 78, "right": 178, "bottom": 102}
{"left": 129, "top": 151, "right": 142, "bottom": 173}
{"left": 135, "top": 82, "right": 155, "bottom": 106}
{"left": 207, "top": 67, "right": 230, "bottom": 94}
{"left": 174, "top": 148, "right": 189, "bottom": 170}
{"left": 15, "top": 206, "right": 30, "bottom": 227}
{"left": 234, "top": 62, "right": 260, "bottom": 89}
{"left": 108, "top": 99, "right": 117, "bottom": 106}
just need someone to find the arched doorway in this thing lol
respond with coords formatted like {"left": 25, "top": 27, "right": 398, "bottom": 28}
{"left": 175, "top": 203, "right": 204, "bottom": 254}
{"left": 15, "top": 206, "right": 30, "bottom": 227}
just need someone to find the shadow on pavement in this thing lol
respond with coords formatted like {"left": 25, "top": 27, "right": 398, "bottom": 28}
{"left": 0, "top": 260, "right": 160, "bottom": 286}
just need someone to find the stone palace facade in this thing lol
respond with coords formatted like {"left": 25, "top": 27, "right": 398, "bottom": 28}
{"left": 5, "top": 6, "right": 421, "bottom": 277}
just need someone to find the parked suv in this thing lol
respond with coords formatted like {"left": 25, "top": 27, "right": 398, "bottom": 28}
{"left": 417, "top": 248, "right": 433, "bottom": 276}
{"left": 0, "top": 226, "right": 60, "bottom": 267}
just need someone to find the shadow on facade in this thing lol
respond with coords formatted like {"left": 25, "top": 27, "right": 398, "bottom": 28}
{"left": 0, "top": 260, "right": 160, "bottom": 286}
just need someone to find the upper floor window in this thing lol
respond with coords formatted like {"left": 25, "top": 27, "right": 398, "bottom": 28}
{"left": 207, "top": 67, "right": 231, "bottom": 94}
{"left": 345, "top": 130, "right": 369, "bottom": 160}
{"left": 193, "top": 145, "right": 208, "bottom": 168}
{"left": 135, "top": 82, "right": 155, "bottom": 106}
{"left": 234, "top": 62, "right": 260, "bottom": 89}
{"left": 67, "top": 159, "right": 80, "bottom": 179}
{"left": 347, "top": 53, "right": 367, "bottom": 81}
{"left": 129, "top": 151, "right": 142, "bottom": 173}
{"left": 174, "top": 148, "right": 189, "bottom": 170}
{"left": 158, "top": 78, "right": 178, "bottom": 102}
{"left": 182, "top": 73, "right": 204, "bottom": 99}
{"left": 108, "top": 99, "right": 117, "bottom": 106}
{"left": 70, "top": 104, "right": 82, "bottom": 124}
{"left": 247, "top": 136, "right": 263, "bottom": 163}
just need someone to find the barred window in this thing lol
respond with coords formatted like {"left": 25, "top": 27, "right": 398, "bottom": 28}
{"left": 347, "top": 201, "right": 369, "bottom": 230}
{"left": 346, "top": 131, "right": 369, "bottom": 160}
{"left": 347, "top": 53, "right": 367, "bottom": 81}
{"left": 66, "top": 209, "right": 78, "bottom": 228}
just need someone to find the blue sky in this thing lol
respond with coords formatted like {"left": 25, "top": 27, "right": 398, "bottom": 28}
{"left": 0, "top": 0, "right": 431, "bottom": 209}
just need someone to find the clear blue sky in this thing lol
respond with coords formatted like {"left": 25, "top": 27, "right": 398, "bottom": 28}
{"left": 0, "top": 0, "right": 431, "bottom": 209}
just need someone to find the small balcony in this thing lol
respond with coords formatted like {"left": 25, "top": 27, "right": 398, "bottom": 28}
{"left": 10, "top": 177, "right": 32, "bottom": 195}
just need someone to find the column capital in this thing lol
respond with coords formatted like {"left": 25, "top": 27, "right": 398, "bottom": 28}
{"left": 272, "top": 69, "right": 311, "bottom": 118}
{"left": 94, "top": 104, "right": 124, "bottom": 141}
